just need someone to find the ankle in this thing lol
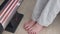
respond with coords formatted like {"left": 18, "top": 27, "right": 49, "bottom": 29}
{"left": 29, "top": 19, "right": 36, "bottom": 23}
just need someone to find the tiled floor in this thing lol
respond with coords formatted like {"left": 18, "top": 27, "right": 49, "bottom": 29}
{"left": 1, "top": 0, "right": 60, "bottom": 34}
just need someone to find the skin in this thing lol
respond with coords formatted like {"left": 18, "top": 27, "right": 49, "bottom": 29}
{"left": 23, "top": 20, "right": 44, "bottom": 34}
{"left": 24, "top": 20, "right": 36, "bottom": 31}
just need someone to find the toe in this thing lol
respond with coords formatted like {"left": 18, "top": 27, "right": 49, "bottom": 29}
{"left": 32, "top": 32, "right": 34, "bottom": 34}
{"left": 24, "top": 23, "right": 29, "bottom": 28}
{"left": 28, "top": 27, "right": 32, "bottom": 31}
{"left": 25, "top": 26, "right": 29, "bottom": 30}
{"left": 31, "top": 31, "right": 36, "bottom": 34}
{"left": 33, "top": 32, "right": 36, "bottom": 34}
{"left": 28, "top": 31, "right": 32, "bottom": 34}
{"left": 24, "top": 23, "right": 28, "bottom": 28}
{"left": 31, "top": 31, "right": 33, "bottom": 34}
{"left": 24, "top": 24, "right": 29, "bottom": 31}
{"left": 26, "top": 26, "right": 31, "bottom": 30}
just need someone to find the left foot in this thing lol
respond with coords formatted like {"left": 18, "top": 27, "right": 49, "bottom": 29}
{"left": 23, "top": 20, "right": 36, "bottom": 31}
{"left": 28, "top": 23, "right": 44, "bottom": 34}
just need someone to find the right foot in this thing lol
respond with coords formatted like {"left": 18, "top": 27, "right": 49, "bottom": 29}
{"left": 23, "top": 20, "right": 36, "bottom": 31}
{"left": 28, "top": 23, "right": 44, "bottom": 34}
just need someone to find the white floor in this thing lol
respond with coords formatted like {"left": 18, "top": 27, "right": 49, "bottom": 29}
{"left": 1, "top": 0, "right": 60, "bottom": 34}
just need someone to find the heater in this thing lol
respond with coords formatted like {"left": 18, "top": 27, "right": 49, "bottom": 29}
{"left": 0, "top": 0, "right": 23, "bottom": 34}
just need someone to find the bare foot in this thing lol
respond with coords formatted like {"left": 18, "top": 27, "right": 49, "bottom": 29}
{"left": 23, "top": 19, "right": 36, "bottom": 31}
{"left": 28, "top": 23, "right": 44, "bottom": 34}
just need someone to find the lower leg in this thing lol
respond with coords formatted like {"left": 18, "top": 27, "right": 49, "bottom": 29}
{"left": 26, "top": 2, "right": 60, "bottom": 34}
{"left": 24, "top": 0, "right": 48, "bottom": 31}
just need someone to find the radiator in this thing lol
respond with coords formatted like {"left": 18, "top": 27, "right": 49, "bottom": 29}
{"left": 0, "top": 0, "right": 23, "bottom": 32}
